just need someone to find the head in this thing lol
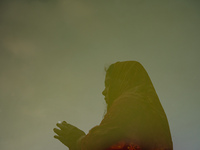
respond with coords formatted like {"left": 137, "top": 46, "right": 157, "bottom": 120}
{"left": 102, "top": 61, "right": 153, "bottom": 110}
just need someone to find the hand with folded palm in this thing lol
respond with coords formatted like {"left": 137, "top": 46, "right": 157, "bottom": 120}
{"left": 53, "top": 121, "right": 86, "bottom": 150}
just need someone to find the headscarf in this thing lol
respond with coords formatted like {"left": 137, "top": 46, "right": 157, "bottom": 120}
{"left": 81, "top": 61, "right": 173, "bottom": 150}
{"left": 105, "top": 61, "right": 155, "bottom": 108}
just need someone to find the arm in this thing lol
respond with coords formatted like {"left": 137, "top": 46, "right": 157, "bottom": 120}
{"left": 80, "top": 96, "right": 143, "bottom": 150}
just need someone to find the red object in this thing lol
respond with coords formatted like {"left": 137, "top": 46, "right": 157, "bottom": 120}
{"left": 106, "top": 141, "right": 142, "bottom": 150}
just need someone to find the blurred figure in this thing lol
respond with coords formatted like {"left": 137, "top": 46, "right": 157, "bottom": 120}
{"left": 53, "top": 61, "right": 173, "bottom": 150}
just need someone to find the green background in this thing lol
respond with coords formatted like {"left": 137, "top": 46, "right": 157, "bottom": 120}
{"left": 0, "top": 0, "right": 199, "bottom": 150}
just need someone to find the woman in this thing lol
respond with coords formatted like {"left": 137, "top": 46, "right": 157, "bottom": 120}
{"left": 53, "top": 61, "right": 173, "bottom": 150}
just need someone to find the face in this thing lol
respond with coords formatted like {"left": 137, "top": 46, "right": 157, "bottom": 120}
{"left": 102, "top": 75, "right": 111, "bottom": 104}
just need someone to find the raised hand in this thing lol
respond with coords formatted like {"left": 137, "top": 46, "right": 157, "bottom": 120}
{"left": 53, "top": 121, "right": 86, "bottom": 150}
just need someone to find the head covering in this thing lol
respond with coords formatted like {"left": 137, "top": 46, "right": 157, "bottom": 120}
{"left": 106, "top": 61, "right": 151, "bottom": 90}
{"left": 105, "top": 61, "right": 158, "bottom": 109}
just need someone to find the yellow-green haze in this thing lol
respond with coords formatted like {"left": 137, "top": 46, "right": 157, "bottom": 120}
{"left": 0, "top": 0, "right": 199, "bottom": 150}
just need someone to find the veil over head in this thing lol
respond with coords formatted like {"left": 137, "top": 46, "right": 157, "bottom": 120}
{"left": 105, "top": 61, "right": 158, "bottom": 108}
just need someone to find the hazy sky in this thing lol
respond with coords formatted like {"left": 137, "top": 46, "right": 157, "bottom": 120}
{"left": 0, "top": 0, "right": 200, "bottom": 150}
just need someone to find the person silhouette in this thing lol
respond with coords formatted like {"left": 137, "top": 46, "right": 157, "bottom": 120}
{"left": 53, "top": 61, "right": 173, "bottom": 150}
